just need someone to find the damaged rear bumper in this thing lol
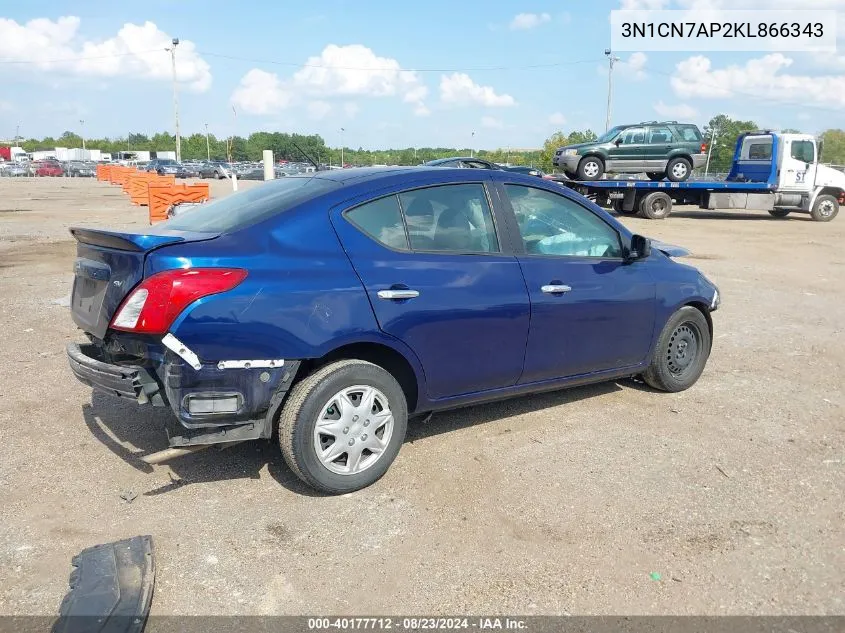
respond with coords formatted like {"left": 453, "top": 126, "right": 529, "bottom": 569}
{"left": 67, "top": 339, "right": 300, "bottom": 447}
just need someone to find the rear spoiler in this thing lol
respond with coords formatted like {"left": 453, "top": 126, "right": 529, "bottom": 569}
{"left": 69, "top": 228, "right": 187, "bottom": 252}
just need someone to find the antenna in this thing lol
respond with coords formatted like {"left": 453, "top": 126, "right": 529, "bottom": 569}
{"left": 292, "top": 140, "right": 321, "bottom": 171}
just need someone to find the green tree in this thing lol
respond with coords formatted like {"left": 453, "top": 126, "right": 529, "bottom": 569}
{"left": 702, "top": 114, "right": 758, "bottom": 173}
{"left": 819, "top": 129, "right": 845, "bottom": 164}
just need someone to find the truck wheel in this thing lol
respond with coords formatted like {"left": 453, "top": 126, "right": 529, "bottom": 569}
{"left": 810, "top": 194, "right": 839, "bottom": 222}
{"left": 666, "top": 157, "right": 692, "bottom": 182}
{"left": 646, "top": 172, "right": 665, "bottom": 181}
{"left": 768, "top": 208, "right": 791, "bottom": 218}
{"left": 278, "top": 359, "right": 408, "bottom": 494}
{"left": 576, "top": 156, "right": 604, "bottom": 181}
{"left": 643, "top": 306, "right": 711, "bottom": 392}
{"left": 638, "top": 191, "right": 672, "bottom": 219}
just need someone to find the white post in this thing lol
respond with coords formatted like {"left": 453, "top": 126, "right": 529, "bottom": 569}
{"left": 169, "top": 39, "right": 181, "bottom": 163}
{"left": 79, "top": 119, "right": 86, "bottom": 150}
{"left": 604, "top": 49, "right": 620, "bottom": 132}
{"left": 340, "top": 127, "right": 345, "bottom": 167}
{"left": 705, "top": 128, "right": 718, "bottom": 177}
{"left": 205, "top": 123, "right": 210, "bottom": 161}
{"left": 263, "top": 150, "right": 274, "bottom": 181}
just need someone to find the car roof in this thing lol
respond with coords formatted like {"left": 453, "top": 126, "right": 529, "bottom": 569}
{"left": 424, "top": 157, "right": 493, "bottom": 165}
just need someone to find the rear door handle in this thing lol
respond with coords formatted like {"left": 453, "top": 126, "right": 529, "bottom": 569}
{"left": 377, "top": 289, "right": 420, "bottom": 300}
{"left": 541, "top": 284, "right": 571, "bottom": 294}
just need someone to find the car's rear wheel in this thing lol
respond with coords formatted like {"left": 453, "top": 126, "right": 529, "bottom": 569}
{"left": 810, "top": 194, "right": 839, "bottom": 222}
{"left": 666, "top": 157, "right": 692, "bottom": 182}
{"left": 646, "top": 172, "right": 665, "bottom": 181}
{"left": 563, "top": 170, "right": 578, "bottom": 180}
{"left": 278, "top": 360, "right": 408, "bottom": 494}
{"left": 768, "top": 208, "right": 791, "bottom": 218}
{"left": 638, "top": 191, "right": 673, "bottom": 219}
{"left": 576, "top": 156, "right": 604, "bottom": 181}
{"left": 643, "top": 307, "right": 711, "bottom": 392}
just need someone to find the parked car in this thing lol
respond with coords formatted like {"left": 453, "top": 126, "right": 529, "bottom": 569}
{"left": 197, "top": 161, "right": 231, "bottom": 179}
{"left": 34, "top": 161, "right": 64, "bottom": 177}
{"left": 553, "top": 121, "right": 707, "bottom": 182}
{"left": 5, "top": 163, "right": 29, "bottom": 177}
{"left": 145, "top": 159, "right": 191, "bottom": 178}
{"left": 424, "top": 157, "right": 545, "bottom": 177}
{"left": 66, "top": 168, "right": 719, "bottom": 493}
{"left": 65, "top": 161, "right": 96, "bottom": 178}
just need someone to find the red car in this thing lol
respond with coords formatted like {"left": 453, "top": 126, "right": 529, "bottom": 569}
{"left": 35, "top": 161, "right": 64, "bottom": 177}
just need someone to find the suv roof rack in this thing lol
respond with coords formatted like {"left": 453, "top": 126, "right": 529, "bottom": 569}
{"left": 638, "top": 120, "right": 679, "bottom": 125}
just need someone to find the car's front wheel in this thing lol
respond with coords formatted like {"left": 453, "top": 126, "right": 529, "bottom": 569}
{"left": 576, "top": 156, "right": 604, "bottom": 181}
{"left": 279, "top": 360, "right": 408, "bottom": 494}
{"left": 643, "top": 306, "right": 711, "bottom": 392}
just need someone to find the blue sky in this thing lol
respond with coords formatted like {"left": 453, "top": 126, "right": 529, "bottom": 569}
{"left": 1, "top": 0, "right": 843, "bottom": 150}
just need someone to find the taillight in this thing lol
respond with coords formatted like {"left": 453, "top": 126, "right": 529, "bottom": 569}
{"left": 700, "top": 143, "right": 707, "bottom": 153}
{"left": 110, "top": 268, "right": 247, "bottom": 334}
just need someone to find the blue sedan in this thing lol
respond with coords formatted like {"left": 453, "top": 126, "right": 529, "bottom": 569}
{"left": 66, "top": 167, "right": 719, "bottom": 493}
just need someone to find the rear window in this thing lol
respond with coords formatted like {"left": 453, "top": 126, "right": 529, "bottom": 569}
{"left": 163, "top": 176, "right": 339, "bottom": 233}
{"left": 677, "top": 126, "right": 702, "bottom": 142}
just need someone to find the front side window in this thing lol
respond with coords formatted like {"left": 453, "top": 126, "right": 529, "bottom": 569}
{"left": 505, "top": 185, "right": 622, "bottom": 258}
{"left": 345, "top": 195, "right": 408, "bottom": 250}
{"left": 790, "top": 140, "right": 815, "bottom": 163}
{"left": 398, "top": 184, "right": 499, "bottom": 253}
{"left": 620, "top": 127, "right": 646, "bottom": 145}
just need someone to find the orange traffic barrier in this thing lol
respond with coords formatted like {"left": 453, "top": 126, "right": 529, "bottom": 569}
{"left": 96, "top": 164, "right": 112, "bottom": 181}
{"left": 148, "top": 183, "right": 210, "bottom": 223}
{"left": 127, "top": 174, "right": 174, "bottom": 206}
{"left": 109, "top": 166, "right": 137, "bottom": 186}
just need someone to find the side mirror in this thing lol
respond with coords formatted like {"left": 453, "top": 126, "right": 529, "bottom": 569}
{"left": 615, "top": 138, "right": 623, "bottom": 146}
{"left": 628, "top": 234, "right": 651, "bottom": 261}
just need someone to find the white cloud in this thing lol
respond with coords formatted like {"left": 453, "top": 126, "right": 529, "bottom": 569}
{"left": 509, "top": 12, "right": 552, "bottom": 30}
{"left": 481, "top": 116, "right": 503, "bottom": 129}
{"left": 231, "top": 69, "right": 292, "bottom": 115}
{"left": 232, "top": 44, "right": 428, "bottom": 116}
{"left": 413, "top": 103, "right": 431, "bottom": 117}
{"left": 307, "top": 100, "right": 332, "bottom": 120}
{"left": 670, "top": 53, "right": 845, "bottom": 107}
{"left": 620, "top": 0, "right": 670, "bottom": 8}
{"left": 0, "top": 100, "right": 12, "bottom": 112}
{"left": 619, "top": 52, "right": 648, "bottom": 80}
{"left": 653, "top": 100, "right": 698, "bottom": 119}
{"left": 0, "top": 16, "right": 211, "bottom": 91}
{"left": 439, "top": 73, "right": 516, "bottom": 107}
{"left": 343, "top": 102, "right": 360, "bottom": 118}
{"left": 548, "top": 112, "right": 567, "bottom": 126}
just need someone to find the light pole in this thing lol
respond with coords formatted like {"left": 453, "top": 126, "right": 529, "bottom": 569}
{"left": 470, "top": 131, "right": 475, "bottom": 157}
{"left": 604, "top": 49, "right": 620, "bottom": 132}
{"left": 705, "top": 127, "right": 718, "bottom": 177}
{"left": 340, "top": 127, "right": 345, "bottom": 167}
{"left": 204, "top": 123, "right": 210, "bottom": 161}
{"left": 167, "top": 38, "right": 181, "bottom": 162}
{"left": 79, "top": 119, "right": 86, "bottom": 150}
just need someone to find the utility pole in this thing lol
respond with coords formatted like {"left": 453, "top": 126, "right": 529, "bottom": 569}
{"left": 204, "top": 123, "right": 210, "bottom": 161}
{"left": 705, "top": 127, "right": 718, "bottom": 177}
{"left": 340, "top": 127, "right": 345, "bottom": 167}
{"left": 604, "top": 49, "right": 620, "bottom": 132}
{"left": 167, "top": 38, "right": 181, "bottom": 162}
{"left": 15, "top": 123, "right": 20, "bottom": 142}
{"left": 79, "top": 120, "right": 86, "bottom": 150}
{"left": 471, "top": 131, "right": 475, "bottom": 158}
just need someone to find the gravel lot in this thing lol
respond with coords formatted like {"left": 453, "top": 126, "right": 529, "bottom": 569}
{"left": 0, "top": 177, "right": 842, "bottom": 616}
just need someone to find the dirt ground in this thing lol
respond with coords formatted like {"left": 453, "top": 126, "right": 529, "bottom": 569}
{"left": 0, "top": 176, "right": 842, "bottom": 616}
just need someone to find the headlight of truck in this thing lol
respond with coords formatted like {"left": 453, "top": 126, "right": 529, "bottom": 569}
{"left": 563, "top": 149, "right": 578, "bottom": 156}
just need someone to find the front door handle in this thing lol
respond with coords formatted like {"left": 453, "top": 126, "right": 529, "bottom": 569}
{"left": 378, "top": 289, "right": 420, "bottom": 300}
{"left": 541, "top": 284, "right": 572, "bottom": 294}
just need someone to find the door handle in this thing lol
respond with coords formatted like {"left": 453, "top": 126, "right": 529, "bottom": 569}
{"left": 541, "top": 284, "right": 571, "bottom": 294}
{"left": 377, "top": 289, "right": 420, "bottom": 300}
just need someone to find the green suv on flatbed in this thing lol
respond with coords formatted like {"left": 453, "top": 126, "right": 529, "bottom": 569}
{"left": 553, "top": 121, "right": 707, "bottom": 182}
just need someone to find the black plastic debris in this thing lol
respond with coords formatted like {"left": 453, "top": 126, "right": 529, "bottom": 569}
{"left": 53, "top": 535, "right": 155, "bottom": 633}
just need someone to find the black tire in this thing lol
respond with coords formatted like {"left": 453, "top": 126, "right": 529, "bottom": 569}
{"left": 563, "top": 170, "right": 578, "bottom": 180}
{"left": 768, "top": 208, "right": 791, "bottom": 218}
{"left": 643, "top": 306, "right": 711, "bottom": 392}
{"left": 666, "top": 157, "right": 692, "bottom": 182}
{"left": 576, "top": 156, "right": 604, "bottom": 181}
{"left": 646, "top": 172, "right": 665, "bottom": 181}
{"left": 278, "top": 359, "right": 408, "bottom": 494}
{"left": 638, "top": 191, "right": 672, "bottom": 219}
{"left": 810, "top": 194, "right": 839, "bottom": 222}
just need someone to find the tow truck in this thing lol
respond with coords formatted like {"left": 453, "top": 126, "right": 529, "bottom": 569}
{"left": 552, "top": 131, "right": 844, "bottom": 222}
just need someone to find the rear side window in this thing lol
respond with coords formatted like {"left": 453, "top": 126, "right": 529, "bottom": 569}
{"left": 648, "top": 126, "right": 673, "bottom": 143}
{"left": 346, "top": 196, "right": 409, "bottom": 250}
{"left": 790, "top": 140, "right": 815, "bottom": 163}
{"left": 163, "top": 176, "right": 339, "bottom": 232}
{"left": 677, "top": 126, "right": 702, "bottom": 142}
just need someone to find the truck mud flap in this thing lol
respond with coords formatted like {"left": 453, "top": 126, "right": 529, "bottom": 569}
{"left": 53, "top": 535, "right": 155, "bottom": 633}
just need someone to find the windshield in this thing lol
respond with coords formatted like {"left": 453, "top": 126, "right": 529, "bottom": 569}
{"left": 162, "top": 175, "right": 340, "bottom": 233}
{"left": 595, "top": 126, "right": 625, "bottom": 143}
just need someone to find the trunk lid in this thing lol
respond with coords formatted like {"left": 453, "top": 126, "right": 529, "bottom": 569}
{"left": 70, "top": 227, "right": 218, "bottom": 339}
